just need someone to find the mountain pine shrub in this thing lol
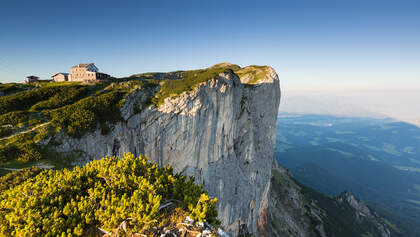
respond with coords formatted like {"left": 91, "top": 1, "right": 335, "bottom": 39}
{"left": 0, "top": 153, "right": 219, "bottom": 236}
{"left": 44, "top": 91, "right": 123, "bottom": 138}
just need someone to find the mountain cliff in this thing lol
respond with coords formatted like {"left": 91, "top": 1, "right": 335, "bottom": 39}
{"left": 0, "top": 63, "right": 396, "bottom": 236}
{"left": 45, "top": 63, "right": 280, "bottom": 235}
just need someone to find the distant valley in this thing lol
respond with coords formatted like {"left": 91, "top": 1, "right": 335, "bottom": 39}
{"left": 275, "top": 113, "right": 420, "bottom": 236}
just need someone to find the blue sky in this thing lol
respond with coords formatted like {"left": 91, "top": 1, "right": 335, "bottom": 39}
{"left": 1, "top": 0, "right": 419, "bottom": 90}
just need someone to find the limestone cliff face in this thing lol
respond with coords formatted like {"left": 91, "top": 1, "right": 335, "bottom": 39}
{"left": 52, "top": 66, "right": 281, "bottom": 235}
{"left": 44, "top": 64, "right": 395, "bottom": 237}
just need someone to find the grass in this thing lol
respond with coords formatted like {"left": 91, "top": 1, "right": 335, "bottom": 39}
{"left": 0, "top": 79, "right": 154, "bottom": 170}
{"left": 0, "top": 83, "right": 96, "bottom": 115}
{"left": 0, "top": 80, "right": 132, "bottom": 170}
{"left": 234, "top": 65, "right": 271, "bottom": 84}
{"left": 0, "top": 122, "right": 56, "bottom": 165}
{"left": 0, "top": 83, "right": 33, "bottom": 95}
{"left": 152, "top": 64, "right": 243, "bottom": 107}
{"left": 0, "top": 63, "right": 271, "bottom": 174}
{"left": 0, "top": 148, "right": 81, "bottom": 176}
{"left": 151, "top": 63, "right": 241, "bottom": 107}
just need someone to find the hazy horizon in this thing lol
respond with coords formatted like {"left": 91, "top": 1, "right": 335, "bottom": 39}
{"left": 279, "top": 88, "right": 420, "bottom": 126}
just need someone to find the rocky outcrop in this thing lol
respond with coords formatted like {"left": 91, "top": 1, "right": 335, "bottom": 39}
{"left": 259, "top": 164, "right": 328, "bottom": 237}
{"left": 336, "top": 191, "right": 391, "bottom": 237}
{"left": 43, "top": 63, "right": 397, "bottom": 237}
{"left": 258, "top": 166, "right": 394, "bottom": 237}
{"left": 51, "top": 65, "right": 281, "bottom": 236}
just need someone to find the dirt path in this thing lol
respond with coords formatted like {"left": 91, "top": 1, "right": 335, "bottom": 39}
{"left": 0, "top": 122, "right": 50, "bottom": 141}
{"left": 0, "top": 167, "right": 19, "bottom": 171}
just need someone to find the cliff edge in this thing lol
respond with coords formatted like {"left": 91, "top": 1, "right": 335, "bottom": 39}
{"left": 1, "top": 63, "right": 396, "bottom": 236}
{"left": 51, "top": 63, "right": 280, "bottom": 235}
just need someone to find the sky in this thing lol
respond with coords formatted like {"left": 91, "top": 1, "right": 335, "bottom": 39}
{"left": 1, "top": 0, "right": 419, "bottom": 92}
{"left": 279, "top": 89, "right": 420, "bottom": 126}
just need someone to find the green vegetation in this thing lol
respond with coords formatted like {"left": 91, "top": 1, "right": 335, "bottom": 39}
{"left": 0, "top": 111, "right": 28, "bottom": 126}
{"left": 381, "top": 217, "right": 400, "bottom": 233}
{"left": 0, "top": 84, "right": 75, "bottom": 114}
{"left": 151, "top": 64, "right": 240, "bottom": 107}
{"left": 299, "top": 184, "right": 402, "bottom": 237}
{"left": 0, "top": 127, "right": 13, "bottom": 138}
{"left": 0, "top": 83, "right": 32, "bottom": 95}
{"left": 16, "top": 144, "right": 42, "bottom": 162}
{"left": 0, "top": 124, "right": 52, "bottom": 165}
{"left": 0, "top": 64, "right": 268, "bottom": 171}
{"left": 31, "top": 85, "right": 88, "bottom": 111}
{"left": 0, "top": 153, "right": 218, "bottom": 236}
{"left": 234, "top": 65, "right": 271, "bottom": 85}
{"left": 45, "top": 91, "right": 124, "bottom": 138}
{"left": 269, "top": 169, "right": 403, "bottom": 237}
{"left": 0, "top": 166, "right": 43, "bottom": 192}
{"left": 0, "top": 81, "right": 138, "bottom": 167}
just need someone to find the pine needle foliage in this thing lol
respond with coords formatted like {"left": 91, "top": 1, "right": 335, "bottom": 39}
{"left": 0, "top": 111, "right": 28, "bottom": 126}
{"left": 0, "top": 84, "right": 86, "bottom": 114}
{"left": 44, "top": 91, "right": 124, "bottom": 138}
{"left": 0, "top": 153, "right": 219, "bottom": 236}
{"left": 0, "top": 166, "right": 43, "bottom": 192}
{"left": 0, "top": 83, "right": 31, "bottom": 95}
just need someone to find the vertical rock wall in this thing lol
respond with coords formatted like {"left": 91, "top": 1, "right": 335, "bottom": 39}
{"left": 53, "top": 67, "right": 281, "bottom": 236}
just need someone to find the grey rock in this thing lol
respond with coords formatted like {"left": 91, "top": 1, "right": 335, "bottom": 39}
{"left": 44, "top": 65, "right": 393, "bottom": 237}
{"left": 258, "top": 163, "right": 328, "bottom": 237}
{"left": 337, "top": 191, "right": 391, "bottom": 237}
{"left": 51, "top": 67, "right": 280, "bottom": 236}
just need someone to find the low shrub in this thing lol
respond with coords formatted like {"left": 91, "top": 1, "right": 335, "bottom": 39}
{"left": 0, "top": 153, "right": 219, "bottom": 236}
{"left": 16, "top": 144, "right": 42, "bottom": 162}
{"left": 0, "top": 143, "right": 42, "bottom": 164}
{"left": 0, "top": 83, "right": 30, "bottom": 95}
{"left": 0, "top": 111, "right": 28, "bottom": 126}
{"left": 28, "top": 117, "right": 43, "bottom": 126}
{"left": 0, "top": 167, "right": 43, "bottom": 192}
{"left": 0, "top": 124, "right": 53, "bottom": 165}
{"left": 45, "top": 91, "right": 124, "bottom": 138}
{"left": 0, "top": 144, "right": 20, "bottom": 164}
{"left": 0, "top": 84, "right": 88, "bottom": 114}
{"left": 31, "top": 85, "right": 88, "bottom": 111}
{"left": 0, "top": 127, "right": 13, "bottom": 138}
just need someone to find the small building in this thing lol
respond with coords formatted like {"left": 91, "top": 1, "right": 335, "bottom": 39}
{"left": 25, "top": 76, "right": 39, "bottom": 83}
{"left": 69, "top": 63, "right": 110, "bottom": 82}
{"left": 52, "top": 73, "right": 69, "bottom": 82}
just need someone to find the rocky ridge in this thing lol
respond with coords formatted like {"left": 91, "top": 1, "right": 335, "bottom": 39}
{"left": 49, "top": 64, "right": 280, "bottom": 235}
{"left": 336, "top": 191, "right": 391, "bottom": 237}
{"left": 31, "top": 63, "right": 395, "bottom": 236}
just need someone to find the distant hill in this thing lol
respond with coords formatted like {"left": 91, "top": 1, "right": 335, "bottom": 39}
{"left": 275, "top": 114, "right": 420, "bottom": 236}
{"left": 0, "top": 64, "right": 398, "bottom": 236}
